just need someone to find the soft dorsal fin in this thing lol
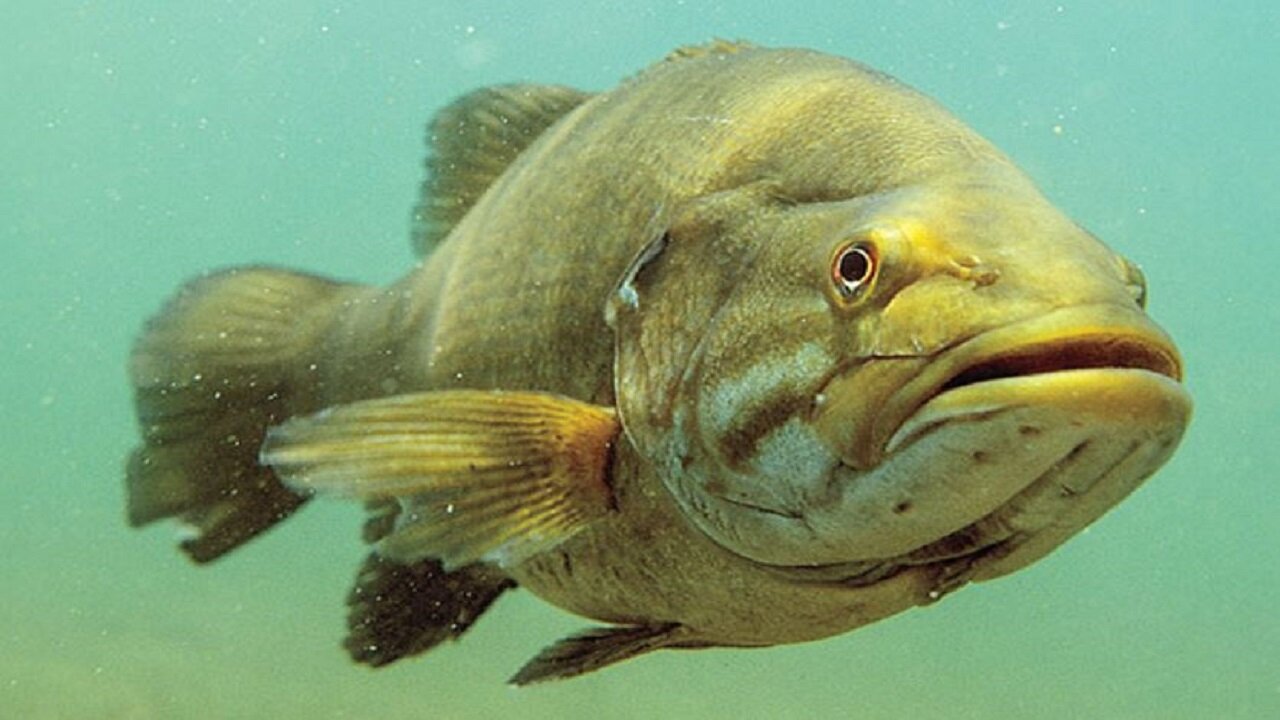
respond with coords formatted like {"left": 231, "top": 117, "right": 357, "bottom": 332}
{"left": 410, "top": 83, "right": 593, "bottom": 257}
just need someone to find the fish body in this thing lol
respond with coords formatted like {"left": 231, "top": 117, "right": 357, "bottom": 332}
{"left": 126, "top": 42, "right": 1190, "bottom": 683}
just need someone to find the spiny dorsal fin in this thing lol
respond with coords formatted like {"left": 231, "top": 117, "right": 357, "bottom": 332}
{"left": 663, "top": 38, "right": 757, "bottom": 62}
{"left": 411, "top": 84, "right": 593, "bottom": 257}
{"left": 262, "top": 389, "right": 619, "bottom": 569}
{"left": 509, "top": 623, "right": 685, "bottom": 685}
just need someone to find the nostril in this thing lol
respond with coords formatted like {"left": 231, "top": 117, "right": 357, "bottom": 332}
{"left": 951, "top": 256, "right": 1000, "bottom": 287}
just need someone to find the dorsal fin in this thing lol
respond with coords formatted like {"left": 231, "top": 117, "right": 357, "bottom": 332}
{"left": 410, "top": 83, "right": 593, "bottom": 257}
{"left": 663, "top": 38, "right": 757, "bottom": 62}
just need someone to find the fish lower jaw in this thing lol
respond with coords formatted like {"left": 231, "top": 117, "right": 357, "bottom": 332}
{"left": 825, "top": 367, "right": 1192, "bottom": 593}
{"left": 677, "top": 368, "right": 1188, "bottom": 575}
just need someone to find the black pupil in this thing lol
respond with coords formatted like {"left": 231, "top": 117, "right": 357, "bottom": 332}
{"left": 838, "top": 247, "right": 871, "bottom": 285}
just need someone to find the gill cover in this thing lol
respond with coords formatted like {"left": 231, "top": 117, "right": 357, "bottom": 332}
{"left": 608, "top": 185, "right": 859, "bottom": 565}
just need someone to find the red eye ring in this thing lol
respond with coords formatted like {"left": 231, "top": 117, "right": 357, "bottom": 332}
{"left": 832, "top": 243, "right": 876, "bottom": 299}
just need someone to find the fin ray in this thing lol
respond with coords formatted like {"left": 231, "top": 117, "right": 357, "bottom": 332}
{"left": 263, "top": 390, "right": 620, "bottom": 569}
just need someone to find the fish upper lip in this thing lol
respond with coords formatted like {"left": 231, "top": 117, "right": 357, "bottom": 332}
{"left": 861, "top": 302, "right": 1183, "bottom": 468}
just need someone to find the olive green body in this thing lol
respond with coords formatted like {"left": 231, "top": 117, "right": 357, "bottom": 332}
{"left": 127, "top": 41, "right": 1189, "bottom": 680}
{"left": 318, "top": 47, "right": 1019, "bottom": 646}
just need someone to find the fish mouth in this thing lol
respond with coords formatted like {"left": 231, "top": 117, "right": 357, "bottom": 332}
{"left": 936, "top": 326, "right": 1180, "bottom": 392}
{"left": 869, "top": 302, "right": 1183, "bottom": 466}
{"left": 794, "top": 302, "right": 1190, "bottom": 587}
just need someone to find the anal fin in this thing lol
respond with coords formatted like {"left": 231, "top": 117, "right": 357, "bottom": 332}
{"left": 262, "top": 390, "right": 620, "bottom": 569}
{"left": 509, "top": 623, "right": 685, "bottom": 685}
{"left": 345, "top": 552, "right": 514, "bottom": 667}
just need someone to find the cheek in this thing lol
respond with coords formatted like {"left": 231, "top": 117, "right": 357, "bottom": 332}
{"left": 747, "top": 418, "right": 839, "bottom": 502}
{"left": 696, "top": 342, "right": 833, "bottom": 457}
{"left": 688, "top": 342, "right": 838, "bottom": 510}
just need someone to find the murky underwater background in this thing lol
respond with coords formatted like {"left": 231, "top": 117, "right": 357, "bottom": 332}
{"left": 3, "top": 2, "right": 1276, "bottom": 718}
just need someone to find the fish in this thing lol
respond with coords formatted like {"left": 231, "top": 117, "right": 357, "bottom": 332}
{"left": 125, "top": 40, "right": 1192, "bottom": 685}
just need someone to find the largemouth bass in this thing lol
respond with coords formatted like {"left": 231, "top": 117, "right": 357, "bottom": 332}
{"left": 126, "top": 41, "right": 1191, "bottom": 684}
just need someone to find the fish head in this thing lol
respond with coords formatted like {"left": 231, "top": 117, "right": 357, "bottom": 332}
{"left": 608, "top": 163, "right": 1190, "bottom": 587}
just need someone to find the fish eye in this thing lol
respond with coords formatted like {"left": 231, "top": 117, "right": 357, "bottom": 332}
{"left": 831, "top": 242, "right": 877, "bottom": 299}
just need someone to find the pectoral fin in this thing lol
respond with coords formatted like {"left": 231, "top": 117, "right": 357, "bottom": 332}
{"left": 261, "top": 390, "right": 620, "bottom": 569}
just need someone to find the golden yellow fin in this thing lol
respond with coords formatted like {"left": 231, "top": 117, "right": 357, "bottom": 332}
{"left": 411, "top": 83, "right": 593, "bottom": 257}
{"left": 261, "top": 390, "right": 620, "bottom": 569}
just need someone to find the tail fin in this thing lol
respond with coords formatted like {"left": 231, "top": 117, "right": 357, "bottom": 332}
{"left": 127, "top": 266, "right": 365, "bottom": 562}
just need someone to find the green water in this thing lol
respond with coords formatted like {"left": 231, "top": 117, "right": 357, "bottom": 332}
{"left": 3, "top": 2, "right": 1275, "bottom": 718}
